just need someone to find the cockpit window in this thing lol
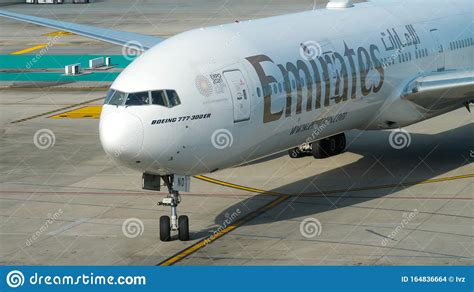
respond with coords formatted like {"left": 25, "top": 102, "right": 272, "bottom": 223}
{"left": 151, "top": 90, "right": 181, "bottom": 108}
{"left": 125, "top": 91, "right": 150, "bottom": 106}
{"left": 166, "top": 90, "right": 181, "bottom": 107}
{"left": 105, "top": 89, "right": 115, "bottom": 104}
{"left": 108, "top": 90, "right": 127, "bottom": 106}
{"left": 105, "top": 89, "right": 181, "bottom": 108}
{"left": 151, "top": 90, "right": 168, "bottom": 107}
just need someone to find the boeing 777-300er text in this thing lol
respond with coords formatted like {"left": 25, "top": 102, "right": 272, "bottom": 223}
{"left": 1, "top": 0, "right": 472, "bottom": 241}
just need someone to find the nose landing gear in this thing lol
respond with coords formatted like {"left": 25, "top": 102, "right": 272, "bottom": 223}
{"left": 143, "top": 173, "right": 189, "bottom": 241}
{"left": 158, "top": 175, "right": 189, "bottom": 241}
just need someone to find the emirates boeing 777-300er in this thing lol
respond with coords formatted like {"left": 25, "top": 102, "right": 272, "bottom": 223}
{"left": 1, "top": 0, "right": 472, "bottom": 241}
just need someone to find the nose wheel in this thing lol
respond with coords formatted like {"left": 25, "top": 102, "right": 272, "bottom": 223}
{"left": 159, "top": 215, "right": 189, "bottom": 241}
{"left": 158, "top": 175, "right": 189, "bottom": 241}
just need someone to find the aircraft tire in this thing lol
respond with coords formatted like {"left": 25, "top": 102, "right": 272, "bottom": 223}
{"left": 160, "top": 215, "right": 171, "bottom": 241}
{"left": 178, "top": 215, "right": 189, "bottom": 241}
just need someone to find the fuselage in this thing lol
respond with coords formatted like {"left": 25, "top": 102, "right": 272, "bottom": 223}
{"left": 99, "top": 0, "right": 473, "bottom": 175}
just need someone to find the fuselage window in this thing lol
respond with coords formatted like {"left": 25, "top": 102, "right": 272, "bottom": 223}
{"left": 108, "top": 90, "right": 127, "bottom": 106}
{"left": 151, "top": 90, "right": 168, "bottom": 107}
{"left": 278, "top": 82, "right": 282, "bottom": 93}
{"left": 291, "top": 79, "right": 296, "bottom": 90}
{"left": 273, "top": 84, "right": 277, "bottom": 94}
{"left": 126, "top": 91, "right": 150, "bottom": 106}
{"left": 256, "top": 87, "right": 261, "bottom": 97}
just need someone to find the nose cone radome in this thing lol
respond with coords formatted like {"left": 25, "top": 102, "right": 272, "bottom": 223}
{"left": 99, "top": 110, "right": 144, "bottom": 161}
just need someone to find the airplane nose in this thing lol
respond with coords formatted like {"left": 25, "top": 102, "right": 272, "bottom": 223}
{"left": 99, "top": 110, "right": 144, "bottom": 160}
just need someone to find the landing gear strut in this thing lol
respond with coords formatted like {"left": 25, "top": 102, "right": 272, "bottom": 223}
{"left": 157, "top": 175, "right": 189, "bottom": 241}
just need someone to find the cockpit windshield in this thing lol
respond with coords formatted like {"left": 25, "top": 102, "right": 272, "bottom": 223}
{"left": 104, "top": 89, "right": 181, "bottom": 108}
{"left": 151, "top": 90, "right": 168, "bottom": 107}
{"left": 126, "top": 91, "right": 149, "bottom": 106}
{"left": 108, "top": 90, "right": 127, "bottom": 106}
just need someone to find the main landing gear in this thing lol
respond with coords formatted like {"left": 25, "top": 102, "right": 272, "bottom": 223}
{"left": 288, "top": 133, "right": 346, "bottom": 159}
{"left": 143, "top": 174, "right": 189, "bottom": 241}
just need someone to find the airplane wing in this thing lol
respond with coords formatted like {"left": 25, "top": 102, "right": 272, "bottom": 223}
{"left": 0, "top": 9, "right": 163, "bottom": 50}
{"left": 401, "top": 69, "right": 474, "bottom": 111}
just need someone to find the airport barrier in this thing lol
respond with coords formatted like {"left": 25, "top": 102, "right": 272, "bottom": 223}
{"left": 64, "top": 63, "right": 81, "bottom": 75}
{"left": 88, "top": 57, "right": 104, "bottom": 69}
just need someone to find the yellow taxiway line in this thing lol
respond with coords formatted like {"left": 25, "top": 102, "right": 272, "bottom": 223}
{"left": 42, "top": 31, "right": 75, "bottom": 37}
{"left": 10, "top": 44, "right": 49, "bottom": 55}
{"left": 158, "top": 173, "right": 474, "bottom": 266}
{"left": 50, "top": 105, "right": 102, "bottom": 119}
{"left": 11, "top": 97, "right": 105, "bottom": 124}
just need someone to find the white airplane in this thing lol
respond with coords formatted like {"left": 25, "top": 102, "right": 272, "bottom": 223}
{"left": 1, "top": 0, "right": 473, "bottom": 242}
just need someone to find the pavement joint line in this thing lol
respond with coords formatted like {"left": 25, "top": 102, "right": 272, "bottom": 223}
{"left": 10, "top": 96, "right": 105, "bottom": 124}
{"left": 157, "top": 173, "right": 474, "bottom": 266}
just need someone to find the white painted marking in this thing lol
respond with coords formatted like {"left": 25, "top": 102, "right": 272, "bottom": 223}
{"left": 47, "top": 218, "right": 88, "bottom": 236}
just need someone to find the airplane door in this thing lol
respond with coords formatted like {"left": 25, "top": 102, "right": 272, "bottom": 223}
{"left": 223, "top": 70, "right": 250, "bottom": 122}
{"left": 430, "top": 29, "right": 445, "bottom": 72}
